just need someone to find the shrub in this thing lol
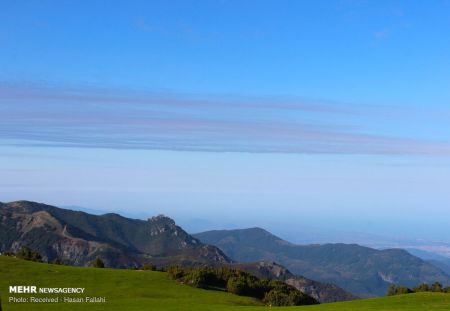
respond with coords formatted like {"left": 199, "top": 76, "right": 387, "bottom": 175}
{"left": 16, "top": 246, "right": 43, "bottom": 262}
{"left": 142, "top": 263, "right": 156, "bottom": 271}
{"left": 167, "top": 266, "right": 185, "bottom": 280}
{"left": 431, "top": 282, "right": 443, "bottom": 292}
{"left": 184, "top": 269, "right": 214, "bottom": 288}
{"left": 92, "top": 257, "right": 105, "bottom": 268}
{"left": 52, "top": 258, "right": 64, "bottom": 265}
{"left": 289, "top": 290, "right": 318, "bottom": 306}
{"left": 387, "top": 285, "right": 413, "bottom": 296}
{"left": 413, "top": 283, "right": 430, "bottom": 292}
{"left": 263, "top": 283, "right": 318, "bottom": 306}
{"left": 387, "top": 285, "right": 396, "bottom": 296}
{"left": 397, "top": 286, "right": 413, "bottom": 295}
{"left": 264, "top": 289, "right": 291, "bottom": 306}
{"left": 227, "top": 276, "right": 249, "bottom": 296}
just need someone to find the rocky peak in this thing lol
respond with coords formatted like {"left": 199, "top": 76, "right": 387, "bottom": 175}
{"left": 147, "top": 214, "right": 184, "bottom": 237}
{"left": 148, "top": 214, "right": 175, "bottom": 225}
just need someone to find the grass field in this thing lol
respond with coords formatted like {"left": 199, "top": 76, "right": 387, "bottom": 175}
{"left": 1, "top": 256, "right": 450, "bottom": 311}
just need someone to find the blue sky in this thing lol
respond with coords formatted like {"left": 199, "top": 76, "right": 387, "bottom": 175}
{"left": 1, "top": 1, "right": 450, "bottom": 242}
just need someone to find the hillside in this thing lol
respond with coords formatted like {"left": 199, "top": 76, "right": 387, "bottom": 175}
{"left": 1, "top": 256, "right": 450, "bottom": 311}
{"left": 0, "top": 200, "right": 230, "bottom": 267}
{"left": 427, "top": 259, "right": 450, "bottom": 276}
{"left": 194, "top": 228, "right": 450, "bottom": 297}
{"left": 0, "top": 255, "right": 259, "bottom": 311}
{"left": 232, "top": 261, "right": 357, "bottom": 303}
{"left": 407, "top": 248, "right": 450, "bottom": 276}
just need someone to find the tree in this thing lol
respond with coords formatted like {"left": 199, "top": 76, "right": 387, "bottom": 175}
{"left": 52, "top": 258, "right": 63, "bottom": 265}
{"left": 413, "top": 283, "right": 430, "bottom": 292}
{"left": 387, "top": 285, "right": 412, "bottom": 296}
{"left": 264, "top": 289, "right": 291, "bottom": 306}
{"left": 142, "top": 263, "right": 156, "bottom": 271}
{"left": 167, "top": 266, "right": 184, "bottom": 279}
{"left": 431, "top": 282, "right": 443, "bottom": 292}
{"left": 92, "top": 257, "right": 105, "bottom": 268}
{"left": 226, "top": 276, "right": 249, "bottom": 296}
{"left": 166, "top": 265, "right": 317, "bottom": 305}
{"left": 263, "top": 288, "right": 317, "bottom": 306}
{"left": 16, "top": 246, "right": 43, "bottom": 262}
{"left": 397, "top": 286, "right": 413, "bottom": 294}
{"left": 184, "top": 269, "right": 212, "bottom": 288}
{"left": 387, "top": 285, "right": 397, "bottom": 296}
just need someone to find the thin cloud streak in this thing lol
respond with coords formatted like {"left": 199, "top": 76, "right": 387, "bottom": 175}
{"left": 1, "top": 81, "right": 449, "bottom": 155}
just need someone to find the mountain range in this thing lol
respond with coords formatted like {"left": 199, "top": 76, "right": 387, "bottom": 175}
{"left": 2, "top": 200, "right": 449, "bottom": 300}
{"left": 0, "top": 200, "right": 355, "bottom": 303}
{"left": 0, "top": 200, "right": 229, "bottom": 267}
{"left": 194, "top": 228, "right": 450, "bottom": 297}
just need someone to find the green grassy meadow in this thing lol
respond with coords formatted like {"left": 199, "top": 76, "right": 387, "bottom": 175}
{"left": 1, "top": 256, "right": 449, "bottom": 311}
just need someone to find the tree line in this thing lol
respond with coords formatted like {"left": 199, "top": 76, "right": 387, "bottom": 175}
{"left": 387, "top": 282, "right": 450, "bottom": 296}
{"left": 2, "top": 246, "right": 43, "bottom": 262}
{"left": 167, "top": 265, "right": 318, "bottom": 306}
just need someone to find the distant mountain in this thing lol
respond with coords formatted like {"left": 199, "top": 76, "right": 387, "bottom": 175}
{"left": 232, "top": 261, "right": 357, "bottom": 303}
{"left": 406, "top": 248, "right": 450, "bottom": 261}
{"left": 0, "top": 201, "right": 230, "bottom": 267}
{"left": 426, "top": 259, "right": 450, "bottom": 276}
{"left": 406, "top": 249, "right": 450, "bottom": 276}
{"left": 194, "top": 228, "right": 450, "bottom": 297}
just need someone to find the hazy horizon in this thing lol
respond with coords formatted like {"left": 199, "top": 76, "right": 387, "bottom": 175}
{"left": 2, "top": 1, "right": 450, "bottom": 251}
